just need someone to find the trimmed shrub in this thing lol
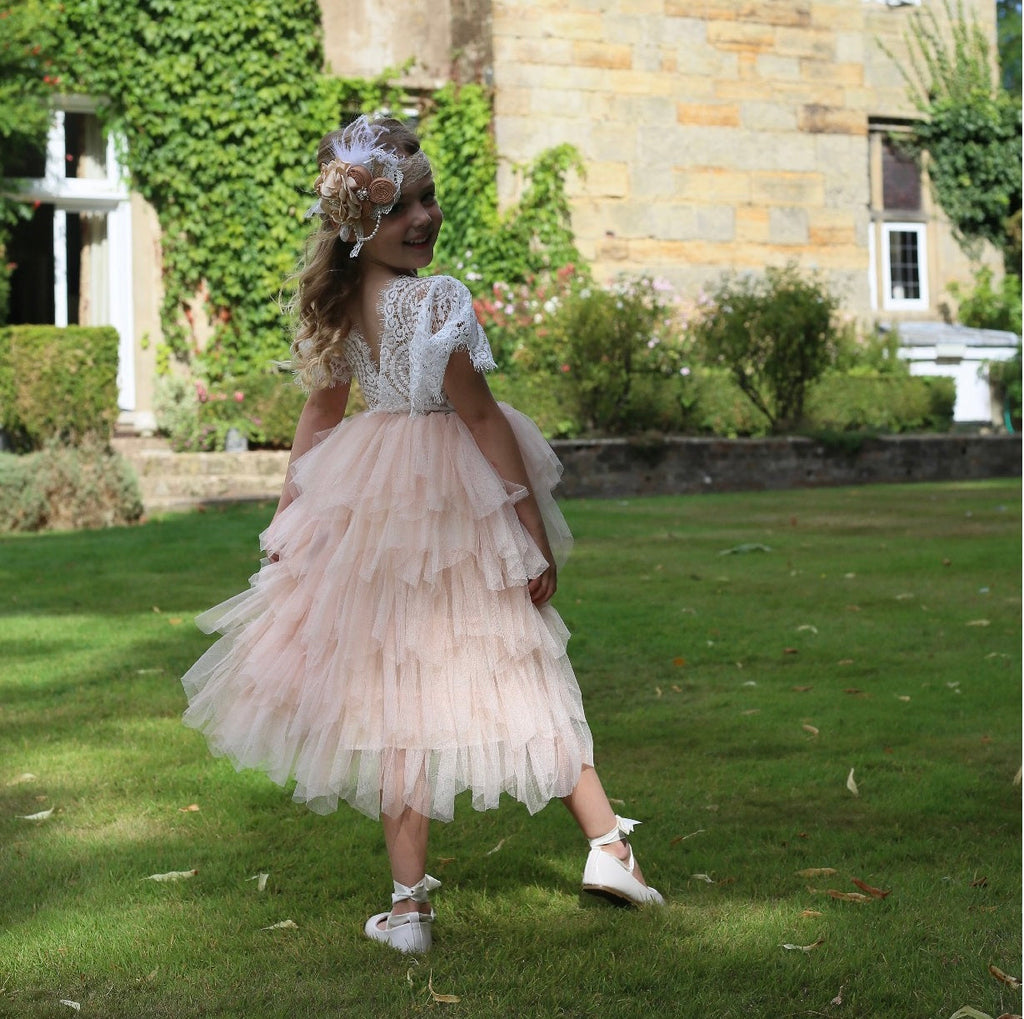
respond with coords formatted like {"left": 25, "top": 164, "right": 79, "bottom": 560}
{"left": 806, "top": 373, "right": 956, "bottom": 433}
{"left": 0, "top": 325, "right": 120, "bottom": 450}
{"left": 0, "top": 440, "right": 144, "bottom": 532}
{"left": 692, "top": 264, "right": 843, "bottom": 432}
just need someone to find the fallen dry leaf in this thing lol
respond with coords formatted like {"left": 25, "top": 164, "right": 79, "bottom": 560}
{"left": 428, "top": 972, "right": 460, "bottom": 1004}
{"left": 655, "top": 686, "right": 663, "bottom": 697}
{"left": 143, "top": 869, "right": 197, "bottom": 882}
{"left": 262, "top": 919, "right": 298, "bottom": 931}
{"left": 792, "top": 685, "right": 814, "bottom": 692}
{"left": 966, "top": 619, "right": 991, "bottom": 627}
{"left": 690, "top": 873, "right": 715, "bottom": 883}
{"left": 802, "top": 724, "right": 819, "bottom": 738}
{"left": 797, "top": 625, "right": 818, "bottom": 634}
{"left": 783, "top": 647, "right": 799, "bottom": 655}
{"left": 59, "top": 1001, "right": 80, "bottom": 1012}
{"left": 846, "top": 769, "right": 860, "bottom": 796}
{"left": 670, "top": 829, "right": 706, "bottom": 845}
{"left": 970, "top": 876, "right": 988, "bottom": 888}
{"left": 851, "top": 877, "right": 891, "bottom": 899}
{"left": 485, "top": 838, "right": 508, "bottom": 856}
{"left": 947, "top": 1009, "right": 998, "bottom": 1019}
{"left": 800, "top": 909, "right": 823, "bottom": 918}
{"left": 17, "top": 807, "right": 54, "bottom": 821}
{"left": 6, "top": 773, "right": 36, "bottom": 786}
{"left": 178, "top": 804, "right": 200, "bottom": 813}
{"left": 831, "top": 986, "right": 844, "bottom": 1006}
{"left": 741, "top": 708, "right": 761, "bottom": 716}
{"left": 796, "top": 868, "right": 837, "bottom": 878}
{"left": 827, "top": 889, "right": 872, "bottom": 903}
{"left": 247, "top": 873, "right": 269, "bottom": 892}
{"left": 989, "top": 965, "right": 1021, "bottom": 990}
{"left": 672, "top": 657, "right": 686, "bottom": 667}
{"left": 781, "top": 937, "right": 824, "bottom": 952}
{"left": 896, "top": 695, "right": 911, "bottom": 702}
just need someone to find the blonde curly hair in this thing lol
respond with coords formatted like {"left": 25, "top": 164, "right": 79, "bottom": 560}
{"left": 286, "top": 118, "right": 427, "bottom": 391}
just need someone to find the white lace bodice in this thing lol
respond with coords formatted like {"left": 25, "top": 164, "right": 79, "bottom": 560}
{"left": 332, "top": 275, "right": 496, "bottom": 414}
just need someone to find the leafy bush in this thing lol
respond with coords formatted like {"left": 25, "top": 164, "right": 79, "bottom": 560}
{"left": 988, "top": 345, "right": 1022, "bottom": 429}
{"left": 155, "top": 372, "right": 307, "bottom": 451}
{"left": 0, "top": 325, "right": 120, "bottom": 450}
{"left": 806, "top": 373, "right": 956, "bottom": 433}
{"left": 542, "top": 275, "right": 693, "bottom": 435}
{"left": 947, "top": 266, "right": 1023, "bottom": 332}
{"left": 691, "top": 263, "right": 843, "bottom": 432}
{"left": 0, "top": 440, "right": 143, "bottom": 532}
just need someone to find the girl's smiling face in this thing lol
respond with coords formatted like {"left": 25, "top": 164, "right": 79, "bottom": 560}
{"left": 360, "top": 174, "right": 443, "bottom": 275}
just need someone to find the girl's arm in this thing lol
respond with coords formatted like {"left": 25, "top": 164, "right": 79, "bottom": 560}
{"left": 272, "top": 381, "right": 351, "bottom": 519}
{"left": 443, "top": 349, "right": 557, "bottom": 606}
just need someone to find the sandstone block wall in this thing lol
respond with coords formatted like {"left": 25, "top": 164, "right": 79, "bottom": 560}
{"left": 488, "top": 0, "right": 997, "bottom": 316}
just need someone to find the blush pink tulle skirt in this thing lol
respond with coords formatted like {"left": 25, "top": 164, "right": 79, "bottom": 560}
{"left": 180, "top": 404, "right": 594, "bottom": 821}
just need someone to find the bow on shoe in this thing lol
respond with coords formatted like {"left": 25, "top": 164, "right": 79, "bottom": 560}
{"left": 392, "top": 874, "right": 441, "bottom": 906}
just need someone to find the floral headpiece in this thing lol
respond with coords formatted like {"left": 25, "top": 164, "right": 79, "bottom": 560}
{"left": 306, "top": 115, "right": 428, "bottom": 258}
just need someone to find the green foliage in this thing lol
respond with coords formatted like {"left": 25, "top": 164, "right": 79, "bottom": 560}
{"left": 0, "top": 439, "right": 143, "bottom": 531}
{"left": 422, "top": 82, "right": 584, "bottom": 294}
{"left": 691, "top": 263, "right": 842, "bottom": 432}
{"left": 948, "top": 265, "right": 1023, "bottom": 332}
{"left": 546, "top": 276, "right": 692, "bottom": 435}
{"left": 420, "top": 82, "right": 500, "bottom": 283}
{"left": 805, "top": 372, "right": 956, "bottom": 433}
{"left": 0, "top": 0, "right": 61, "bottom": 324}
{"left": 891, "top": 0, "right": 1023, "bottom": 269}
{"left": 49, "top": 2, "right": 407, "bottom": 380}
{"left": 988, "top": 344, "right": 1022, "bottom": 429}
{"left": 154, "top": 372, "right": 306, "bottom": 451}
{"left": 0, "top": 325, "right": 120, "bottom": 449}
{"left": 997, "top": 0, "right": 1022, "bottom": 95}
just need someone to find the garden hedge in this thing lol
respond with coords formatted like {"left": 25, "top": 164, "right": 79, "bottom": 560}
{"left": 0, "top": 325, "right": 120, "bottom": 449}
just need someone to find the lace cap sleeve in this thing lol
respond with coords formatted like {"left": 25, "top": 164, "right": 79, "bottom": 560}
{"left": 404, "top": 275, "right": 497, "bottom": 411}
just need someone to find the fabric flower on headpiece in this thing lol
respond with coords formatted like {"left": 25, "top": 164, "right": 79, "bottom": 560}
{"left": 306, "top": 115, "right": 405, "bottom": 257}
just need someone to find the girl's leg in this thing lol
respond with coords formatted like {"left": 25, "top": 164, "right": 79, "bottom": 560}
{"left": 561, "top": 764, "right": 649, "bottom": 884}
{"left": 381, "top": 807, "right": 433, "bottom": 917}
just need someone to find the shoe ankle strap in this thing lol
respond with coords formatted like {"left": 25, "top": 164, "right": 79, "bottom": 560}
{"left": 391, "top": 873, "right": 441, "bottom": 906}
{"left": 588, "top": 815, "right": 641, "bottom": 849}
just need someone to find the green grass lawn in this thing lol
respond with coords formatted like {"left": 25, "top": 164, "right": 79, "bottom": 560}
{"left": 0, "top": 481, "right": 1020, "bottom": 1019}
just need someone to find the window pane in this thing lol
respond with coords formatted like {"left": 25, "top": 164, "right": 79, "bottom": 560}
{"left": 65, "top": 112, "right": 107, "bottom": 179}
{"left": 7, "top": 204, "right": 55, "bottom": 324}
{"left": 882, "top": 139, "right": 921, "bottom": 211}
{"left": 888, "top": 230, "right": 922, "bottom": 301}
{"left": 4, "top": 138, "right": 47, "bottom": 179}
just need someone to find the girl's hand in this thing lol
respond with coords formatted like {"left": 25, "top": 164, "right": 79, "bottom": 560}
{"left": 528, "top": 563, "right": 557, "bottom": 606}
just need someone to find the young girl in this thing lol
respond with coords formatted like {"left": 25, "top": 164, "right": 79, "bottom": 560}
{"left": 180, "top": 116, "right": 663, "bottom": 953}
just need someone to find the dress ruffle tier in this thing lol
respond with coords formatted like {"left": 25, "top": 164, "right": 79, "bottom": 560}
{"left": 181, "top": 404, "right": 592, "bottom": 820}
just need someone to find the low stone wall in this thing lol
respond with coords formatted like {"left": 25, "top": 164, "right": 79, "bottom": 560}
{"left": 549, "top": 434, "right": 1022, "bottom": 499}
{"left": 120, "top": 434, "right": 1021, "bottom": 510}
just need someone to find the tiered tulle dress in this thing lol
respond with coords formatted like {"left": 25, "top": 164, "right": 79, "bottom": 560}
{"left": 181, "top": 274, "right": 594, "bottom": 821}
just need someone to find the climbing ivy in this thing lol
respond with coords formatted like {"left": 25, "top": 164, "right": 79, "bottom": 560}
{"left": 51, "top": 0, "right": 406, "bottom": 378}
{"left": 421, "top": 82, "right": 584, "bottom": 294}
{"left": 889, "top": 0, "right": 1022, "bottom": 270}
{"left": 1, "top": 4, "right": 582, "bottom": 380}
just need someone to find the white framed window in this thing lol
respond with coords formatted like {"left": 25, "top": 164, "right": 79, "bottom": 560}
{"left": 868, "top": 123, "right": 931, "bottom": 314}
{"left": 4, "top": 97, "right": 136, "bottom": 412}
{"left": 881, "top": 222, "right": 929, "bottom": 310}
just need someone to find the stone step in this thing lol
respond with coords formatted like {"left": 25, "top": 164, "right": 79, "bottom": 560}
{"left": 118, "top": 447, "right": 289, "bottom": 511}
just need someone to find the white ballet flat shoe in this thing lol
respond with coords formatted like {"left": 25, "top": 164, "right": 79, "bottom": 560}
{"left": 364, "top": 874, "right": 440, "bottom": 953}
{"left": 582, "top": 816, "right": 665, "bottom": 907}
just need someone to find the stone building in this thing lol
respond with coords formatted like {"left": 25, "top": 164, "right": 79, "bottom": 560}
{"left": 3, "top": 0, "right": 1011, "bottom": 433}
{"left": 330, "top": 0, "right": 1003, "bottom": 314}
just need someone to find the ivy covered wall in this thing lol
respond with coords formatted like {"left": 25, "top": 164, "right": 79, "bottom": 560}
{"left": 50, "top": 0, "right": 392, "bottom": 379}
